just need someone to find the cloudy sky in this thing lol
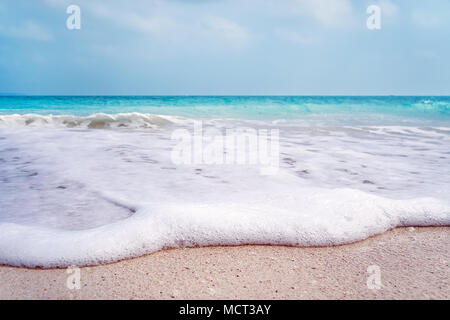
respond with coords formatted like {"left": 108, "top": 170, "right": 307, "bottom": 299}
{"left": 0, "top": 0, "right": 449, "bottom": 95}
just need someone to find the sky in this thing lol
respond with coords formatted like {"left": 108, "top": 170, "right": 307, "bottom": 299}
{"left": 0, "top": 0, "right": 449, "bottom": 95}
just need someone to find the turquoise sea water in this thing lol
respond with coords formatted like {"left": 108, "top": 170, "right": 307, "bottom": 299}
{"left": 1, "top": 95, "right": 449, "bottom": 267}
{"left": 1, "top": 96, "right": 450, "bottom": 125}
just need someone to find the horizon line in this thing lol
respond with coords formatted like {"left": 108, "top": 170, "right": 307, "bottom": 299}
{"left": 1, "top": 94, "right": 450, "bottom": 98}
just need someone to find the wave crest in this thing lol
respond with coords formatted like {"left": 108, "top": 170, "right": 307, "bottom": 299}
{"left": 0, "top": 113, "right": 173, "bottom": 129}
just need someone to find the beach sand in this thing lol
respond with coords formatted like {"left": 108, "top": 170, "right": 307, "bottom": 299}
{"left": 0, "top": 227, "right": 448, "bottom": 300}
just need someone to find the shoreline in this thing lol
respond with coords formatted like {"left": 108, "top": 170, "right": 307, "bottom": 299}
{"left": 0, "top": 226, "right": 448, "bottom": 300}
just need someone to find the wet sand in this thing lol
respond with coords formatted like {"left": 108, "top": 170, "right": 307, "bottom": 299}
{"left": 0, "top": 227, "right": 449, "bottom": 300}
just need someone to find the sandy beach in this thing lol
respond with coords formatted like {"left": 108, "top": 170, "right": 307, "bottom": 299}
{"left": 0, "top": 226, "right": 448, "bottom": 300}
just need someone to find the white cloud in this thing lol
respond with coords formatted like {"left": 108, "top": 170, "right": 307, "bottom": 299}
{"left": 0, "top": 21, "right": 52, "bottom": 41}
{"left": 201, "top": 16, "right": 249, "bottom": 48}
{"left": 87, "top": 3, "right": 177, "bottom": 36}
{"left": 43, "top": 0, "right": 177, "bottom": 36}
{"left": 41, "top": 0, "right": 251, "bottom": 50}
{"left": 125, "top": 14, "right": 175, "bottom": 35}
{"left": 377, "top": 0, "right": 398, "bottom": 18}
{"left": 293, "top": 0, "right": 354, "bottom": 27}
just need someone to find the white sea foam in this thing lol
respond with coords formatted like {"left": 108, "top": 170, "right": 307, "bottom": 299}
{"left": 1, "top": 190, "right": 448, "bottom": 268}
{"left": 0, "top": 113, "right": 173, "bottom": 129}
{"left": 0, "top": 116, "right": 449, "bottom": 268}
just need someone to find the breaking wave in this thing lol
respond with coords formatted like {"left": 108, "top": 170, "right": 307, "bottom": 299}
{"left": 0, "top": 113, "right": 174, "bottom": 129}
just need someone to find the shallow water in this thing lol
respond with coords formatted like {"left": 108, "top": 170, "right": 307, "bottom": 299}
{"left": 0, "top": 96, "right": 449, "bottom": 267}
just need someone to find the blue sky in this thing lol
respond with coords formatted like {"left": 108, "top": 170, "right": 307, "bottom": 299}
{"left": 0, "top": 0, "right": 449, "bottom": 95}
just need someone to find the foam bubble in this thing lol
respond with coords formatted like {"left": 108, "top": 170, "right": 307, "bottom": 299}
{"left": 0, "top": 116, "right": 449, "bottom": 268}
{"left": 0, "top": 188, "right": 448, "bottom": 268}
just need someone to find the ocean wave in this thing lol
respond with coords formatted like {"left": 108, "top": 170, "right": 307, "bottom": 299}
{"left": 0, "top": 188, "right": 448, "bottom": 268}
{"left": 0, "top": 112, "right": 449, "bottom": 268}
{"left": 0, "top": 113, "right": 174, "bottom": 129}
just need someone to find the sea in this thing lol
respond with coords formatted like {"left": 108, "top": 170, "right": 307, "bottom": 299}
{"left": 0, "top": 96, "right": 449, "bottom": 267}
